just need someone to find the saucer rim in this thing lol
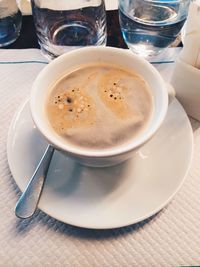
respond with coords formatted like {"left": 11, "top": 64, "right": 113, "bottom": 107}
{"left": 7, "top": 99, "right": 194, "bottom": 229}
{"left": 181, "top": 21, "right": 186, "bottom": 45}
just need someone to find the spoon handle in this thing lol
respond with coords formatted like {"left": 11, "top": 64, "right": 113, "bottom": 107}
{"left": 15, "top": 145, "right": 54, "bottom": 219}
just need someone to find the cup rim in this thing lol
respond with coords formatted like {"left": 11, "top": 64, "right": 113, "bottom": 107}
{"left": 30, "top": 46, "right": 168, "bottom": 158}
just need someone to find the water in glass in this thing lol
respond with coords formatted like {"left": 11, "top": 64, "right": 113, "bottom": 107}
{"left": 0, "top": 0, "right": 22, "bottom": 47}
{"left": 31, "top": 0, "right": 107, "bottom": 59}
{"left": 119, "top": 0, "right": 190, "bottom": 57}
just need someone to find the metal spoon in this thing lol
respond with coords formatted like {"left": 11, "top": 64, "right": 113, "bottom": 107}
{"left": 15, "top": 145, "right": 54, "bottom": 219}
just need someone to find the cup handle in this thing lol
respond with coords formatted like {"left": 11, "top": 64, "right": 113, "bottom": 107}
{"left": 166, "top": 83, "right": 176, "bottom": 104}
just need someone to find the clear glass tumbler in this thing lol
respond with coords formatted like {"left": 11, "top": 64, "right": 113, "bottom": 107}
{"left": 119, "top": 0, "right": 190, "bottom": 58}
{"left": 0, "top": 0, "right": 22, "bottom": 47}
{"left": 31, "top": 0, "right": 107, "bottom": 59}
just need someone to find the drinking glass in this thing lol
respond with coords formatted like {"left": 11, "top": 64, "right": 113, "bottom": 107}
{"left": 31, "top": 0, "right": 107, "bottom": 60}
{"left": 119, "top": 0, "right": 190, "bottom": 58}
{"left": 0, "top": 0, "right": 22, "bottom": 47}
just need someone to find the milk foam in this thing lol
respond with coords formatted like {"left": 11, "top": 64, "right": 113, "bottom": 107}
{"left": 46, "top": 63, "right": 153, "bottom": 150}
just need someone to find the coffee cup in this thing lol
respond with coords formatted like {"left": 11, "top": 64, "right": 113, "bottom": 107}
{"left": 30, "top": 47, "right": 171, "bottom": 167}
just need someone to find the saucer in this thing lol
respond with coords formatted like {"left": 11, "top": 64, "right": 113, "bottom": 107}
{"left": 7, "top": 99, "right": 193, "bottom": 229}
{"left": 181, "top": 21, "right": 186, "bottom": 45}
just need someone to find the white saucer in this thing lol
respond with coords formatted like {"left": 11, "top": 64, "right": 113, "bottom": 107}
{"left": 7, "top": 99, "right": 193, "bottom": 229}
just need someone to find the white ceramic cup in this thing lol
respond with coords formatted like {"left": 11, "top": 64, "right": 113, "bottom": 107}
{"left": 30, "top": 47, "right": 169, "bottom": 167}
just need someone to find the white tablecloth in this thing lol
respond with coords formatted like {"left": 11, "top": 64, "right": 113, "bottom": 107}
{"left": 0, "top": 48, "right": 200, "bottom": 266}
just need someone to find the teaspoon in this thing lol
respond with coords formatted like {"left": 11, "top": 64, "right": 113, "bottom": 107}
{"left": 15, "top": 145, "right": 54, "bottom": 219}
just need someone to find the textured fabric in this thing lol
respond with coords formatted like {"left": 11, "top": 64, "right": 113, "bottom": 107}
{"left": 0, "top": 48, "right": 200, "bottom": 267}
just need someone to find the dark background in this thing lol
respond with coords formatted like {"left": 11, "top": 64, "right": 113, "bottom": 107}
{"left": 4, "top": 11, "right": 128, "bottom": 50}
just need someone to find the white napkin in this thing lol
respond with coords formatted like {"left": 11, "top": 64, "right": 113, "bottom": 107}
{"left": 34, "top": 0, "right": 103, "bottom": 10}
{"left": 0, "top": 0, "right": 19, "bottom": 17}
{"left": 180, "top": 0, "right": 200, "bottom": 68}
{"left": 16, "top": 0, "right": 32, "bottom": 15}
{"left": 171, "top": 1, "right": 200, "bottom": 121}
{"left": 16, "top": 0, "right": 118, "bottom": 14}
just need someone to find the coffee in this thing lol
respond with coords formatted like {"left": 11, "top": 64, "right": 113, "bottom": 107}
{"left": 46, "top": 63, "right": 153, "bottom": 150}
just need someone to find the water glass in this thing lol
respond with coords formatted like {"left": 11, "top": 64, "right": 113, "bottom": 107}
{"left": 0, "top": 0, "right": 22, "bottom": 47}
{"left": 31, "top": 0, "right": 107, "bottom": 60}
{"left": 119, "top": 0, "right": 190, "bottom": 58}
